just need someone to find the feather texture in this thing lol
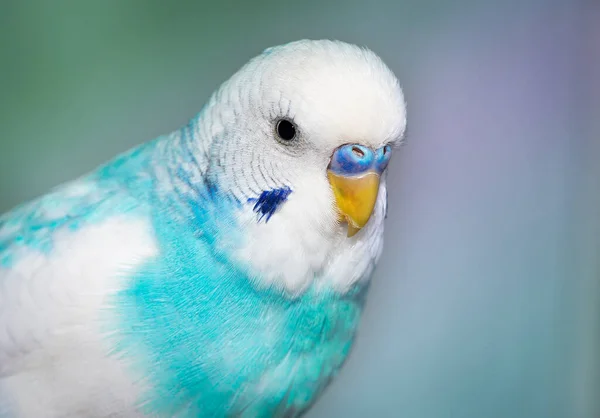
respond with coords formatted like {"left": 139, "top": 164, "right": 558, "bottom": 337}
{"left": 0, "top": 39, "right": 406, "bottom": 417}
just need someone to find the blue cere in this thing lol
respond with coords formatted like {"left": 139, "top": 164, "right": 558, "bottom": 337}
{"left": 327, "top": 144, "right": 374, "bottom": 175}
{"left": 375, "top": 144, "right": 392, "bottom": 174}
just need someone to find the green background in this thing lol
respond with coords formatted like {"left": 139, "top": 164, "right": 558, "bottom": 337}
{"left": 1, "top": 1, "right": 598, "bottom": 417}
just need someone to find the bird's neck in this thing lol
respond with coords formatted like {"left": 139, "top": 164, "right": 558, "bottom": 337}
{"left": 147, "top": 113, "right": 384, "bottom": 299}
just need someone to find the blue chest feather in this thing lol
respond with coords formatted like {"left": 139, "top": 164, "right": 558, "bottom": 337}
{"left": 112, "top": 190, "right": 367, "bottom": 417}
{"left": 0, "top": 137, "right": 367, "bottom": 417}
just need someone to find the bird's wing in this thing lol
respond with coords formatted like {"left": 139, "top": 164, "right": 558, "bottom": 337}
{"left": 0, "top": 177, "right": 149, "bottom": 378}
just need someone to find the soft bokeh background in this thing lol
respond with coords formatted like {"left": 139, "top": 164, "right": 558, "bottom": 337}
{"left": 1, "top": 1, "right": 598, "bottom": 417}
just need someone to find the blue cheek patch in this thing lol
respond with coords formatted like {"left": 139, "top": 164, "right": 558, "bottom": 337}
{"left": 248, "top": 187, "right": 292, "bottom": 222}
{"left": 375, "top": 145, "right": 392, "bottom": 174}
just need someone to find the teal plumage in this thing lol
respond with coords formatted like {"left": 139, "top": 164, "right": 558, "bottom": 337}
{"left": 0, "top": 40, "right": 406, "bottom": 417}
{"left": 0, "top": 127, "right": 367, "bottom": 416}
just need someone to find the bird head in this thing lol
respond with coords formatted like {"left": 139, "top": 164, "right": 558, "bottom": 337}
{"left": 189, "top": 40, "right": 406, "bottom": 294}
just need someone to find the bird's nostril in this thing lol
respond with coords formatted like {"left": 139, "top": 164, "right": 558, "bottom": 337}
{"left": 351, "top": 146, "right": 365, "bottom": 158}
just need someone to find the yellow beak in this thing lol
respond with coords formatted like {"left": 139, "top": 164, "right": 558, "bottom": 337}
{"left": 327, "top": 170, "right": 381, "bottom": 237}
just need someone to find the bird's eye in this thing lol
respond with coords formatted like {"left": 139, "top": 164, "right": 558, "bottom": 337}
{"left": 275, "top": 118, "right": 297, "bottom": 141}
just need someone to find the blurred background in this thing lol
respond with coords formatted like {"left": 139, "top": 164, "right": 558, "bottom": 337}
{"left": 1, "top": 0, "right": 598, "bottom": 417}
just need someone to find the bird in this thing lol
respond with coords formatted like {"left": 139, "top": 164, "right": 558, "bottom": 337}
{"left": 0, "top": 39, "right": 406, "bottom": 417}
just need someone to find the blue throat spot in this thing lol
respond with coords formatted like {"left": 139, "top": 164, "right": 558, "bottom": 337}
{"left": 248, "top": 187, "right": 292, "bottom": 222}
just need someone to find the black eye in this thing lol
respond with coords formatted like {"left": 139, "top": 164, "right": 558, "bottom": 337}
{"left": 276, "top": 118, "right": 297, "bottom": 141}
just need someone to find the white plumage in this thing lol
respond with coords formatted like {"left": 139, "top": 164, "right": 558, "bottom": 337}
{"left": 0, "top": 40, "right": 406, "bottom": 417}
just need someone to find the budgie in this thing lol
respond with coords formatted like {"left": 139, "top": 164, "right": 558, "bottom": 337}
{"left": 0, "top": 40, "right": 407, "bottom": 417}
